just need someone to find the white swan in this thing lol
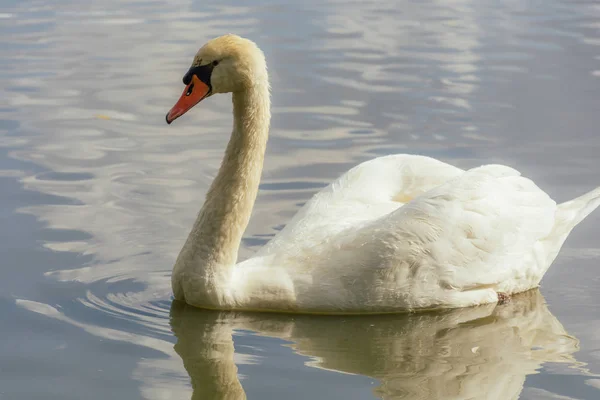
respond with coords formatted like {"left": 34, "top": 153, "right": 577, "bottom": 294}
{"left": 166, "top": 34, "right": 600, "bottom": 313}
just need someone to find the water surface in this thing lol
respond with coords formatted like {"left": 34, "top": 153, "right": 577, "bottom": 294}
{"left": 1, "top": 0, "right": 600, "bottom": 399}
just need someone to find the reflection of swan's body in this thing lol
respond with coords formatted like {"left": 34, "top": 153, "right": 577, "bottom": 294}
{"left": 166, "top": 34, "right": 600, "bottom": 313}
{"left": 170, "top": 290, "right": 581, "bottom": 400}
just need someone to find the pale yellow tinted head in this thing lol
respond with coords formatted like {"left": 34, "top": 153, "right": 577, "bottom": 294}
{"left": 193, "top": 34, "right": 268, "bottom": 94}
{"left": 166, "top": 35, "right": 269, "bottom": 123}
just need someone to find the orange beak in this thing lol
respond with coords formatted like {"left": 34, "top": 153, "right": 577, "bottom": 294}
{"left": 165, "top": 75, "right": 211, "bottom": 124}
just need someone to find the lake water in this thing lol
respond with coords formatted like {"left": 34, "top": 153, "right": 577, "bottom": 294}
{"left": 1, "top": 0, "right": 600, "bottom": 399}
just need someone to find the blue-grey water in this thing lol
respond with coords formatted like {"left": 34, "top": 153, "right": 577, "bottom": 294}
{"left": 1, "top": 0, "right": 600, "bottom": 399}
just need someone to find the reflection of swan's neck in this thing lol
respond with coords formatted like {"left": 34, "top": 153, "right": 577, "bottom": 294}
{"left": 171, "top": 305, "right": 247, "bottom": 400}
{"left": 174, "top": 81, "right": 270, "bottom": 288}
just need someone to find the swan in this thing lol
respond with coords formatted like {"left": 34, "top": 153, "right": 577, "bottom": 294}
{"left": 165, "top": 34, "right": 600, "bottom": 314}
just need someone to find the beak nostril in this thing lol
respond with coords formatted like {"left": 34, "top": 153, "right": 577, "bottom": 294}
{"left": 186, "top": 83, "right": 194, "bottom": 96}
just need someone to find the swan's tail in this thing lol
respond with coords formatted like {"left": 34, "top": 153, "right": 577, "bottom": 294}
{"left": 558, "top": 186, "right": 600, "bottom": 230}
{"left": 544, "top": 186, "right": 600, "bottom": 266}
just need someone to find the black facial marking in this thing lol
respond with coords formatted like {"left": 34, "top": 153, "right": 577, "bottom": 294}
{"left": 182, "top": 62, "right": 217, "bottom": 90}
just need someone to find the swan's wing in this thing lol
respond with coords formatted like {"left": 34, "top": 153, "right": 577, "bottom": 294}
{"left": 321, "top": 154, "right": 464, "bottom": 206}
{"left": 366, "top": 164, "right": 557, "bottom": 295}
{"left": 257, "top": 154, "right": 464, "bottom": 256}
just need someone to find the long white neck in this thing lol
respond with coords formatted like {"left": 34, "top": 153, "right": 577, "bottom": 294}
{"left": 172, "top": 81, "right": 270, "bottom": 304}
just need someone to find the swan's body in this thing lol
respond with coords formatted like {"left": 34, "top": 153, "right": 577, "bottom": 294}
{"left": 167, "top": 34, "right": 600, "bottom": 314}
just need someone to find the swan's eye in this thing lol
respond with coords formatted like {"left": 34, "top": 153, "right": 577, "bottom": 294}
{"left": 186, "top": 83, "right": 194, "bottom": 96}
{"left": 212, "top": 60, "right": 219, "bottom": 67}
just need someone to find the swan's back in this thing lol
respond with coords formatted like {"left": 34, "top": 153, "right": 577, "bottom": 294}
{"left": 257, "top": 155, "right": 464, "bottom": 258}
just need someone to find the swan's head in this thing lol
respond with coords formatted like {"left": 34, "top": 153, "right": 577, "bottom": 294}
{"left": 166, "top": 34, "right": 267, "bottom": 124}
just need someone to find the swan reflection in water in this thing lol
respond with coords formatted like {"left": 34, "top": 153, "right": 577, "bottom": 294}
{"left": 170, "top": 290, "right": 581, "bottom": 399}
